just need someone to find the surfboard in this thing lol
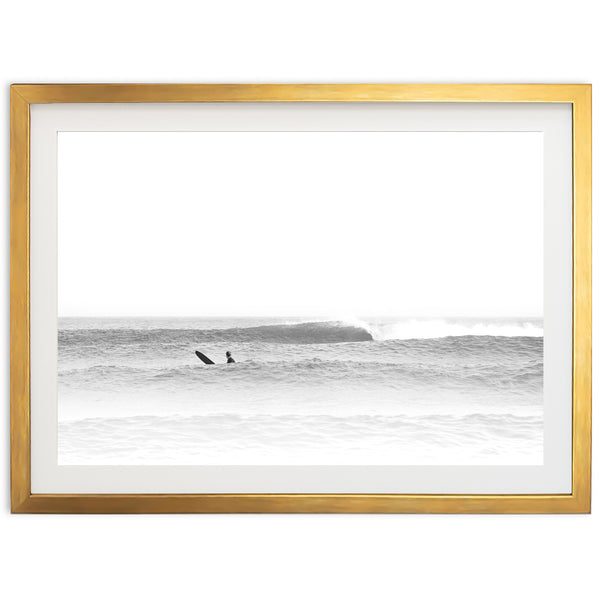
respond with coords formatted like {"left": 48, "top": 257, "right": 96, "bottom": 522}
{"left": 195, "top": 350, "right": 215, "bottom": 365}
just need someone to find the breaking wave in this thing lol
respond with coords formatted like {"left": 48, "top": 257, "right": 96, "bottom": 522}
{"left": 59, "top": 318, "right": 543, "bottom": 348}
{"left": 344, "top": 318, "right": 543, "bottom": 341}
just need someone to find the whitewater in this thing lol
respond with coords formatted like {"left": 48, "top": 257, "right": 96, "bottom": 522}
{"left": 58, "top": 316, "right": 544, "bottom": 465}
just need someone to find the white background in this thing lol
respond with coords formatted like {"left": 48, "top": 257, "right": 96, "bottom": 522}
{"left": 1, "top": 1, "right": 597, "bottom": 599}
{"left": 59, "top": 130, "right": 543, "bottom": 317}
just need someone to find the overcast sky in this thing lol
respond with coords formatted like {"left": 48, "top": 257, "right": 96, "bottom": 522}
{"left": 58, "top": 131, "right": 543, "bottom": 318}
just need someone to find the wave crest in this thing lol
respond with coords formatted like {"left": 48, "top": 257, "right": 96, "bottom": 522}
{"left": 342, "top": 318, "right": 543, "bottom": 341}
{"left": 58, "top": 318, "right": 543, "bottom": 347}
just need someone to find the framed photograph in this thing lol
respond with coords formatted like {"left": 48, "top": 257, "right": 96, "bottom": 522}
{"left": 10, "top": 84, "right": 591, "bottom": 513}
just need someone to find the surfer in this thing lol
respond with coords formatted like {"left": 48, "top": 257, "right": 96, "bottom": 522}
{"left": 195, "top": 350, "right": 235, "bottom": 365}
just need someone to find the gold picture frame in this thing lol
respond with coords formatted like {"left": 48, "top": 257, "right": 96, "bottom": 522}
{"left": 10, "top": 84, "right": 591, "bottom": 513}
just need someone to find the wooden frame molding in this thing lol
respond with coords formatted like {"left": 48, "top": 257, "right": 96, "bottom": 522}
{"left": 10, "top": 84, "right": 592, "bottom": 513}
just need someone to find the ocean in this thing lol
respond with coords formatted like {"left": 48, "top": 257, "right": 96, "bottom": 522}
{"left": 58, "top": 317, "right": 544, "bottom": 465}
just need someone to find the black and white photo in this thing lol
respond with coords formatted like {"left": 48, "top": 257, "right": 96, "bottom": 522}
{"left": 57, "top": 130, "right": 544, "bottom": 466}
